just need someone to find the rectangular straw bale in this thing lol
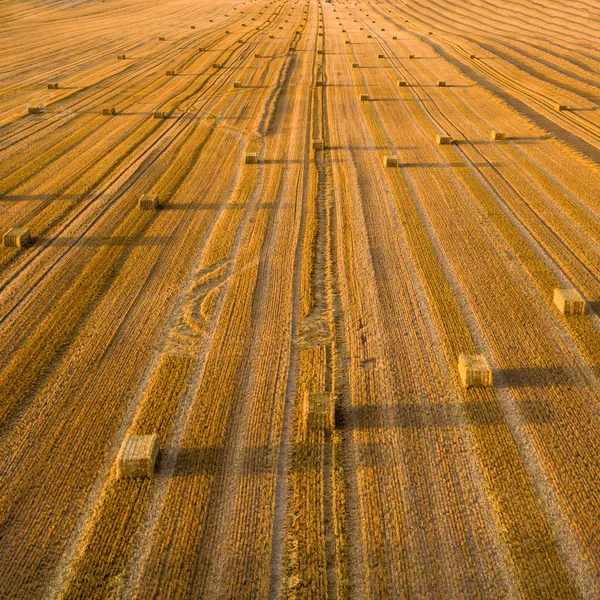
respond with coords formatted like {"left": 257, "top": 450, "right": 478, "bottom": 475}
{"left": 437, "top": 80, "right": 446, "bottom": 86}
{"left": 139, "top": 194, "right": 159, "bottom": 209}
{"left": 408, "top": 53, "right": 415, "bottom": 59}
{"left": 316, "top": 80, "right": 323, "bottom": 86}
{"left": 102, "top": 107, "right": 116, "bottom": 115}
{"left": 384, "top": 156, "right": 398, "bottom": 167}
{"left": 233, "top": 81, "right": 242, "bottom": 88}
{"left": 490, "top": 131, "right": 506, "bottom": 141}
{"left": 117, "top": 54, "right": 126, "bottom": 59}
{"left": 28, "top": 106, "right": 45, "bottom": 114}
{"left": 159, "top": 36, "right": 166, "bottom": 41}
{"left": 359, "top": 93, "right": 369, "bottom": 101}
{"left": 398, "top": 80, "right": 407, "bottom": 86}
{"left": 3, "top": 227, "right": 31, "bottom": 248}
{"left": 166, "top": 70, "right": 175, "bottom": 76}
{"left": 377, "top": 53, "right": 385, "bottom": 58}
{"left": 458, "top": 354, "right": 493, "bottom": 388}
{"left": 245, "top": 152, "right": 259, "bottom": 164}
{"left": 313, "top": 139, "right": 325, "bottom": 150}
{"left": 553, "top": 288, "right": 586, "bottom": 315}
{"left": 153, "top": 111, "right": 165, "bottom": 118}
{"left": 117, "top": 434, "right": 159, "bottom": 479}
{"left": 304, "top": 392, "right": 335, "bottom": 432}
{"left": 436, "top": 134, "right": 452, "bottom": 144}
{"left": 352, "top": 62, "right": 359, "bottom": 68}
{"left": 254, "top": 53, "right": 261, "bottom": 58}
{"left": 47, "top": 82, "right": 59, "bottom": 89}
{"left": 554, "top": 102, "right": 567, "bottom": 111}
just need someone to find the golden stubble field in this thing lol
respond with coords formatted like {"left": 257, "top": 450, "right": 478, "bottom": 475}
{"left": 1, "top": 0, "right": 599, "bottom": 597}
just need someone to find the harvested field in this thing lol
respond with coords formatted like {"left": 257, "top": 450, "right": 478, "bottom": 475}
{"left": 1, "top": 0, "right": 600, "bottom": 598}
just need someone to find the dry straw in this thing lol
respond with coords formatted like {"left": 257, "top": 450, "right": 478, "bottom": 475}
{"left": 458, "top": 354, "right": 493, "bottom": 388}
{"left": 117, "top": 434, "right": 159, "bottom": 479}
{"left": 139, "top": 194, "right": 159, "bottom": 210}
{"left": 304, "top": 392, "right": 335, "bottom": 432}
{"left": 3, "top": 227, "right": 31, "bottom": 248}
{"left": 553, "top": 288, "right": 586, "bottom": 315}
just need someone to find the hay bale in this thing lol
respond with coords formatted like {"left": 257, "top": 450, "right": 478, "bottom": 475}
{"left": 393, "top": 35, "right": 397, "bottom": 39}
{"left": 469, "top": 54, "right": 476, "bottom": 59}
{"left": 245, "top": 152, "right": 259, "bottom": 164}
{"left": 397, "top": 80, "right": 407, "bottom": 86}
{"left": 166, "top": 70, "right": 175, "bottom": 76}
{"left": 289, "top": 46, "right": 295, "bottom": 52}
{"left": 28, "top": 106, "right": 45, "bottom": 114}
{"left": 458, "top": 354, "right": 493, "bottom": 388}
{"left": 377, "top": 53, "right": 385, "bottom": 58}
{"left": 380, "top": 28, "right": 385, "bottom": 31}
{"left": 313, "top": 139, "right": 325, "bottom": 150}
{"left": 212, "top": 63, "right": 221, "bottom": 68}
{"left": 139, "top": 193, "right": 159, "bottom": 209}
{"left": 238, "top": 39, "right": 244, "bottom": 43}
{"left": 317, "top": 49, "right": 323, "bottom": 54}
{"left": 304, "top": 392, "right": 334, "bottom": 432}
{"left": 47, "top": 82, "right": 59, "bottom": 89}
{"left": 102, "top": 107, "right": 116, "bottom": 115}
{"left": 191, "top": 25, "right": 196, "bottom": 29}
{"left": 367, "top": 34, "right": 372, "bottom": 38}
{"left": 437, "top": 80, "right": 446, "bottom": 87}
{"left": 199, "top": 47, "right": 206, "bottom": 51}
{"left": 436, "top": 134, "right": 452, "bottom": 144}
{"left": 345, "top": 40, "right": 350, "bottom": 44}
{"left": 269, "top": 35, "right": 274, "bottom": 38}
{"left": 352, "top": 62, "right": 359, "bottom": 68}
{"left": 554, "top": 102, "right": 567, "bottom": 111}
{"left": 117, "top": 434, "right": 159, "bottom": 479}
{"left": 384, "top": 156, "right": 398, "bottom": 167}
{"left": 490, "top": 131, "right": 506, "bottom": 141}
{"left": 3, "top": 227, "right": 31, "bottom": 248}
{"left": 408, "top": 54, "right": 415, "bottom": 59}
{"left": 153, "top": 111, "right": 165, "bottom": 118}
{"left": 233, "top": 81, "right": 242, "bottom": 88}
{"left": 316, "top": 80, "right": 324, "bottom": 86}
{"left": 117, "top": 54, "right": 126, "bottom": 60}
{"left": 553, "top": 288, "right": 586, "bottom": 315}
{"left": 359, "top": 93, "right": 369, "bottom": 101}
{"left": 159, "top": 36, "right": 166, "bottom": 41}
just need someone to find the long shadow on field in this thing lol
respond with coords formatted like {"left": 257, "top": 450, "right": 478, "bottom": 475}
{"left": 402, "top": 161, "right": 498, "bottom": 168}
{"left": 497, "top": 366, "right": 581, "bottom": 389}
{"left": 43, "top": 236, "right": 172, "bottom": 247}
{"left": 0, "top": 193, "right": 86, "bottom": 202}
{"left": 336, "top": 398, "right": 554, "bottom": 431}
{"left": 169, "top": 446, "right": 275, "bottom": 476}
